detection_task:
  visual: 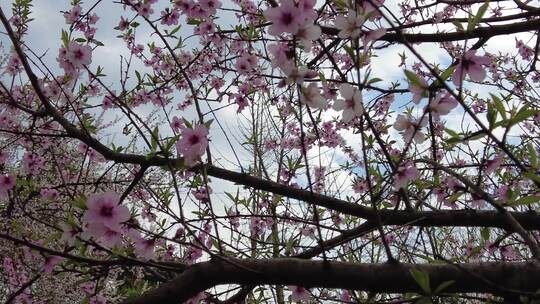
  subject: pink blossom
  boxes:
[89,295,107,304]
[5,53,23,75]
[65,41,93,69]
[485,153,504,175]
[82,192,130,233]
[64,5,82,24]
[301,226,316,238]
[176,124,209,166]
[296,24,321,49]
[340,290,351,302]
[452,50,491,85]
[0,174,15,192]
[364,28,387,43]
[22,152,45,175]
[333,83,363,123]
[394,162,420,189]
[300,83,327,109]
[470,192,485,209]
[393,114,428,144]
[281,65,318,85]
[408,74,428,104]
[268,42,293,70]
[288,286,310,303]
[170,116,185,131]
[116,16,130,31]
[199,0,222,15]
[40,188,59,201]
[235,53,258,75]
[138,3,154,18]
[134,237,156,260]
[334,9,365,39]
[263,0,302,36]
[427,92,458,120]
[192,186,212,203]
[186,292,206,304]
[43,256,63,273]
[60,223,78,246]
[500,245,517,260]
[352,178,368,193]
[161,8,180,25]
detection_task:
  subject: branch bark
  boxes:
[124,258,540,304]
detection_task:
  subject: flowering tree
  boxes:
[1,0,540,303]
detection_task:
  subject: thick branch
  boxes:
[321,18,540,43]
[124,258,540,304]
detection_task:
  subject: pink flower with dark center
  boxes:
[268,42,293,69]
[333,83,363,122]
[485,153,504,175]
[452,50,491,85]
[116,16,130,31]
[82,192,130,233]
[60,222,78,246]
[394,162,420,189]
[161,9,180,25]
[43,256,63,273]
[176,124,209,166]
[352,178,368,193]
[170,116,185,131]
[300,83,327,109]
[134,237,156,260]
[199,0,222,15]
[138,3,154,18]
[393,113,428,144]
[235,54,257,75]
[0,174,15,192]
[66,41,92,69]
[427,92,458,120]
[64,5,82,24]
[263,0,302,36]
[334,9,365,39]
[288,286,310,303]
[295,23,321,49]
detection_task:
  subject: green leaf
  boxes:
[452,21,464,32]
[444,128,459,138]
[508,108,537,127]
[410,268,431,294]
[527,143,538,168]
[439,65,456,82]
[486,101,497,129]
[467,1,489,32]
[73,194,87,210]
[480,227,490,240]
[204,119,214,129]
[404,70,423,87]
[490,93,506,119]
[367,77,382,85]
[524,172,540,184]
[509,195,540,206]
[61,30,69,47]
[150,126,159,151]
[434,280,455,294]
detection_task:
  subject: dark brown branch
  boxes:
[124,258,540,304]
[321,18,540,43]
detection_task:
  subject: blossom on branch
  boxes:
[333,83,363,122]
[452,50,491,86]
[176,124,209,166]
